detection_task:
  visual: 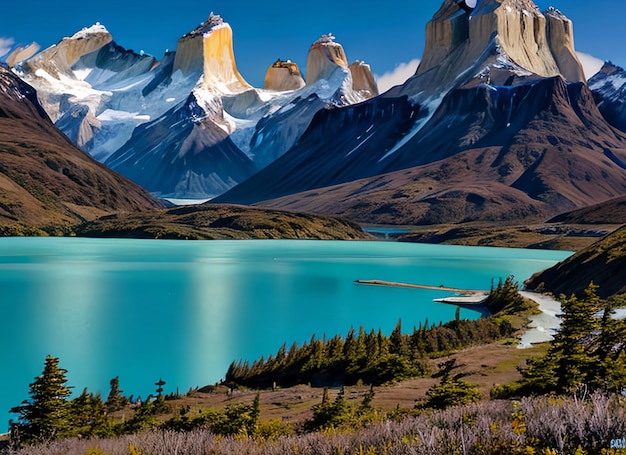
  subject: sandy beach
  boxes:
[518,291,562,348]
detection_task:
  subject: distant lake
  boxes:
[0,238,570,429]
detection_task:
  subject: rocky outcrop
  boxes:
[20,24,113,79]
[5,43,40,67]
[413,0,584,99]
[264,59,305,91]
[349,61,379,99]
[194,14,251,93]
[14,26,115,150]
[172,21,206,76]
[305,34,349,85]
[544,7,585,82]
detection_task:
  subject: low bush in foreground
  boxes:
[4,393,626,455]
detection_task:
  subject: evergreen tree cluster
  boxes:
[161,393,262,437]
[493,284,626,398]
[306,385,377,431]
[8,357,170,446]
[417,358,481,410]
[484,275,533,314]
[226,313,515,389]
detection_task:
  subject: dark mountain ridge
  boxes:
[104,92,258,198]
[217,74,626,225]
[589,62,626,133]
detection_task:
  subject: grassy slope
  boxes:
[104,342,549,429]
[525,225,626,298]
[75,204,372,240]
[393,222,621,251]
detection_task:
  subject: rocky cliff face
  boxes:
[407,0,584,102]
[5,43,40,67]
[305,34,349,85]
[196,14,251,93]
[16,24,114,129]
[264,59,306,91]
[543,7,585,82]
[349,61,379,99]
[20,24,113,80]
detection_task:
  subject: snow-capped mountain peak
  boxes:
[70,23,111,41]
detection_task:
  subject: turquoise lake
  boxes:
[0,238,571,429]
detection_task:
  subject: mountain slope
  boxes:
[218,77,626,224]
[525,225,626,298]
[104,90,258,198]
[0,64,162,233]
[589,62,626,133]
[216,0,626,224]
[546,195,626,225]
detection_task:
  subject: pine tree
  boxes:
[513,283,625,396]
[417,358,480,410]
[554,285,601,392]
[389,319,406,356]
[71,389,110,437]
[358,385,376,415]
[105,376,127,412]
[343,327,358,362]
[377,328,389,357]
[153,378,169,414]
[10,355,73,444]
[365,329,379,365]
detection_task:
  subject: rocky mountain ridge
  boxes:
[216,0,626,225]
[10,14,377,199]
[589,62,626,133]
[6,0,626,229]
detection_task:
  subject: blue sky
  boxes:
[0,0,623,88]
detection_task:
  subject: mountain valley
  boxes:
[1,0,625,259]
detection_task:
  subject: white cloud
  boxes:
[0,37,15,58]
[376,58,421,93]
[576,51,604,79]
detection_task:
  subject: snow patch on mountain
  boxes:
[378,94,444,162]
[71,23,109,40]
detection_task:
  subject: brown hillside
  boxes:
[548,195,626,224]
[0,64,162,234]
[525,225,626,298]
[222,78,626,225]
